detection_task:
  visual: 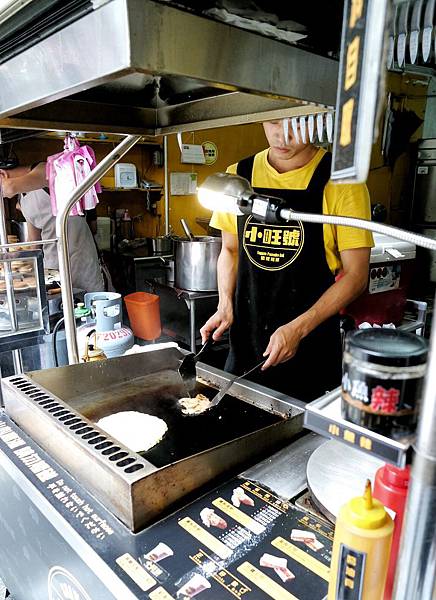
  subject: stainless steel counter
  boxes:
[242,432,326,500]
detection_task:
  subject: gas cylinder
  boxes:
[77,292,134,360]
[374,464,410,600]
[328,480,393,600]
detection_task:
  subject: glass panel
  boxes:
[0,250,46,337]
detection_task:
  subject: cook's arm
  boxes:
[26,222,42,243]
[263,247,370,369]
[0,163,47,198]
[200,231,238,342]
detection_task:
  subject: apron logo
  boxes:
[242,216,304,271]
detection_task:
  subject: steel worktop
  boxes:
[0,413,329,600]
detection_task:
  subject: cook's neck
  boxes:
[267,145,318,174]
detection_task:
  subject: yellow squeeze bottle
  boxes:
[328,480,393,600]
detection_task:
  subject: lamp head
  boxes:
[197,172,253,215]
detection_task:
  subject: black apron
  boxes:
[225,152,342,402]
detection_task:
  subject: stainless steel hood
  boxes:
[0,0,338,136]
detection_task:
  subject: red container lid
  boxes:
[381,464,411,489]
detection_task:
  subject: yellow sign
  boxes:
[243,218,304,271]
[149,587,175,600]
[179,516,232,560]
[116,553,156,592]
[271,538,330,582]
[241,481,290,513]
[237,562,299,600]
[190,549,251,599]
[212,497,265,534]
[202,141,218,165]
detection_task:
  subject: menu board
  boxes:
[0,416,333,600]
[115,480,333,599]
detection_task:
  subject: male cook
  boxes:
[200,119,373,401]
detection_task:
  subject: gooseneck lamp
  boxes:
[197,173,436,252]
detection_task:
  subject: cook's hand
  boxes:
[262,320,305,369]
[0,170,13,198]
[200,307,233,344]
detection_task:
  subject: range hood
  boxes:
[0,0,338,137]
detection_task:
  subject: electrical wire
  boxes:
[52,316,65,367]
[279,210,436,251]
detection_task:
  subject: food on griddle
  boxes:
[259,553,288,569]
[274,566,295,582]
[178,393,211,415]
[144,542,174,562]
[96,411,168,452]
[231,486,254,507]
[199,507,227,530]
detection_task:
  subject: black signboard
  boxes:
[331,0,389,183]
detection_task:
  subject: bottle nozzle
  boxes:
[364,479,373,510]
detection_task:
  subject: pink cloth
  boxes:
[47,140,101,216]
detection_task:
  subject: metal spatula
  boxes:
[178,335,214,395]
[207,360,265,411]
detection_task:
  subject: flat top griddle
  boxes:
[74,370,281,468]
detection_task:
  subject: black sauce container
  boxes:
[342,329,428,437]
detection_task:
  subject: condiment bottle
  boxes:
[328,480,393,600]
[342,329,428,437]
[374,464,410,600]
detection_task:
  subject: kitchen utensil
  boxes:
[207,360,265,412]
[326,112,334,143]
[174,236,221,291]
[422,0,435,61]
[10,220,29,242]
[387,3,400,68]
[299,116,307,143]
[409,0,424,64]
[308,114,315,143]
[282,118,289,144]
[178,335,214,395]
[180,218,194,241]
[316,113,324,142]
[147,236,173,254]
[397,1,411,66]
[291,117,300,143]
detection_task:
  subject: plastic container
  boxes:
[328,480,394,600]
[374,464,410,600]
[124,292,161,340]
[342,329,428,436]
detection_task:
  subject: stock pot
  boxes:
[174,236,221,291]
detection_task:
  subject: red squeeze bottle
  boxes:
[374,464,410,600]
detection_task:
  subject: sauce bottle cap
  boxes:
[346,480,389,530]
[381,464,410,489]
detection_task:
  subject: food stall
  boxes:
[0,1,435,599]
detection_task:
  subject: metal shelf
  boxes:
[304,388,414,467]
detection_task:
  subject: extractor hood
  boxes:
[0,0,339,138]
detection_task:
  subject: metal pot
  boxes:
[175,236,222,291]
[10,220,29,242]
[147,236,174,255]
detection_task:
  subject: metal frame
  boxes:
[56,134,142,364]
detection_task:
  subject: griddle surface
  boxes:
[71,370,282,468]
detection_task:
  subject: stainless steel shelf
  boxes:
[304,388,414,467]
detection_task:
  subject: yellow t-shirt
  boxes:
[210,147,373,273]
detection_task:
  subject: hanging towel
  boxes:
[46,138,101,216]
